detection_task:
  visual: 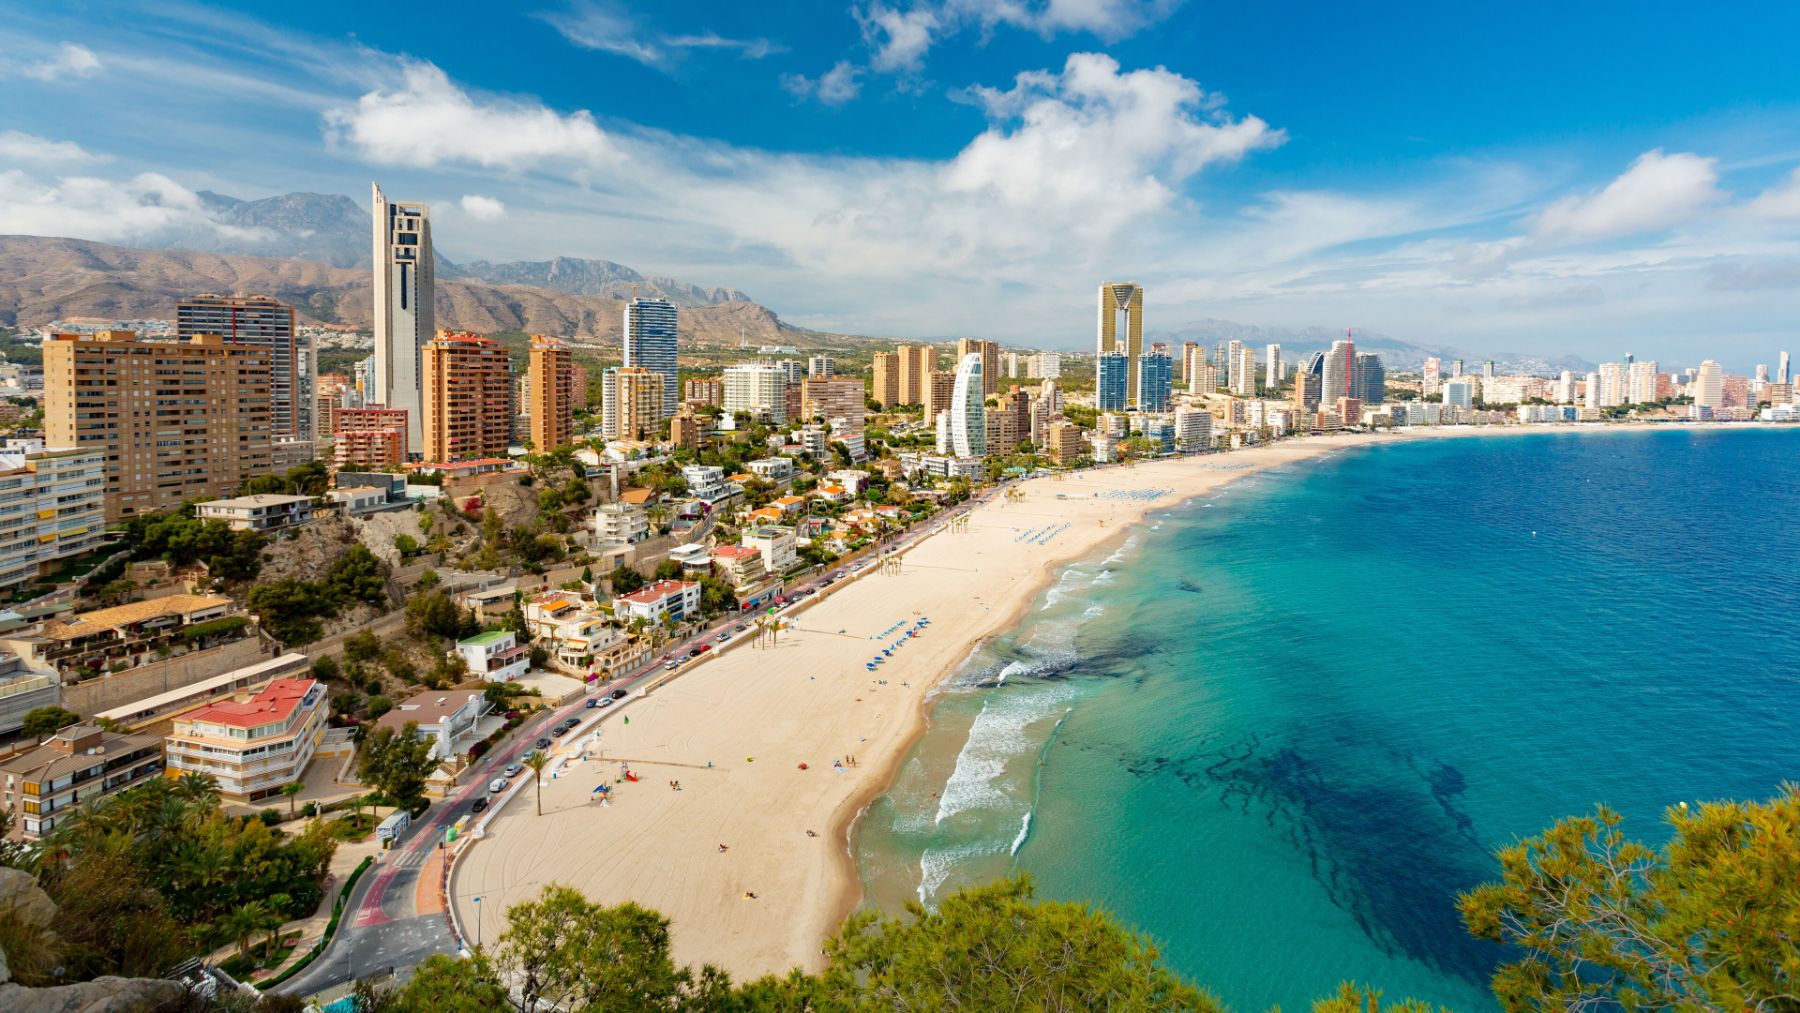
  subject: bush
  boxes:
[468,740,490,760]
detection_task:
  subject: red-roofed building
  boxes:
[614,579,702,625]
[164,678,327,803]
[710,544,763,588]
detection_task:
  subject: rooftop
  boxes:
[713,545,761,559]
[459,630,511,646]
[39,595,234,640]
[616,579,700,605]
[376,690,485,732]
[0,726,162,781]
[179,678,317,729]
[196,494,314,509]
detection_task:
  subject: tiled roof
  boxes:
[40,594,233,640]
[182,678,316,729]
[616,579,699,605]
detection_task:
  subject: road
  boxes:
[278,488,997,996]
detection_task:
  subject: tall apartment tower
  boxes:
[600,367,666,441]
[44,331,274,521]
[1778,351,1791,386]
[177,294,309,439]
[422,332,511,463]
[624,297,679,419]
[898,345,935,403]
[1229,346,1256,397]
[1097,282,1144,406]
[870,352,902,407]
[1264,344,1282,391]
[371,183,433,454]
[723,364,789,424]
[1353,353,1386,404]
[1321,334,1356,402]
[948,353,986,457]
[1693,360,1724,409]
[528,336,575,452]
[1137,350,1173,411]
[955,339,999,397]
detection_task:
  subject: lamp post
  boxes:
[472,895,482,948]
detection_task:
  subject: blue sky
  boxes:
[3,1,1800,367]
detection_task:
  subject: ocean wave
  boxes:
[1009,809,1032,856]
[1103,536,1141,566]
[1093,569,1115,584]
[932,684,1081,827]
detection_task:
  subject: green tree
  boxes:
[311,654,341,681]
[524,752,550,817]
[381,952,510,1012]
[393,533,420,556]
[324,543,389,608]
[491,885,704,1012]
[609,565,646,595]
[280,781,304,819]
[247,579,325,644]
[1459,786,1800,1012]
[20,705,80,741]
[344,629,382,664]
[357,722,438,809]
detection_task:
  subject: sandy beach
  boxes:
[445,420,1775,978]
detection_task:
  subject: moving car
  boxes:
[471,798,489,814]
[611,688,628,699]
[504,764,522,777]
[535,737,551,749]
[663,661,678,671]
[697,644,711,653]
[488,778,508,793]
[585,698,600,708]
[734,624,747,632]
[597,697,614,708]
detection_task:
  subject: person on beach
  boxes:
[719,844,729,853]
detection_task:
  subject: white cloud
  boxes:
[537,2,783,68]
[0,131,106,167]
[860,4,941,73]
[1532,149,1721,242]
[781,61,864,105]
[1744,166,1800,221]
[16,42,102,82]
[664,33,785,59]
[849,0,1182,85]
[459,194,508,221]
[322,62,617,174]
[0,169,268,245]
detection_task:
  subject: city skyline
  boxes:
[5,4,1800,364]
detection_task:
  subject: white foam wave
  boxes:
[1093,569,1115,584]
[1009,809,1032,856]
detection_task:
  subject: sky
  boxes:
[3,1,1800,368]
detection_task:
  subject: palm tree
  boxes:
[173,771,219,808]
[221,899,273,964]
[280,781,304,819]
[523,752,550,816]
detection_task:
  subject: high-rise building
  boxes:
[1097,282,1144,405]
[371,183,432,453]
[1182,344,1207,387]
[990,386,1033,453]
[1033,352,1062,380]
[1693,360,1724,409]
[800,378,866,438]
[1422,357,1442,397]
[897,345,935,404]
[922,371,955,425]
[333,406,409,470]
[601,367,666,441]
[808,356,835,378]
[1598,362,1628,408]
[1229,346,1256,397]
[1451,358,1465,378]
[948,353,986,457]
[1321,335,1355,402]
[870,352,902,408]
[1556,370,1576,404]
[0,448,105,593]
[45,331,274,521]
[1264,344,1282,390]
[956,338,1000,397]
[1627,360,1659,405]
[528,336,576,452]
[1779,351,1791,386]
[1482,360,1496,380]
[1443,379,1474,409]
[1584,371,1602,409]
[570,362,590,412]
[1293,353,1323,413]
[1096,352,1130,412]
[684,378,724,407]
[1353,353,1386,404]
[624,297,679,419]
[178,294,309,439]
[422,332,511,463]
[1173,407,1212,453]
[1137,350,1173,411]
[723,364,789,424]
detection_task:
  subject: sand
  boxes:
[445,420,1777,978]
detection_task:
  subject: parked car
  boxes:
[597,697,615,708]
[663,661,678,671]
[535,737,551,749]
[697,644,711,653]
[585,698,600,708]
[687,648,701,658]
[504,764,523,777]
[611,688,628,699]
[488,778,508,793]
[734,624,747,631]
[471,798,489,814]
[716,632,730,642]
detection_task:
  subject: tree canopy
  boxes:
[358,722,438,808]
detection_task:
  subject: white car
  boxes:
[488,777,509,793]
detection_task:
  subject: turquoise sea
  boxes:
[854,428,1800,1011]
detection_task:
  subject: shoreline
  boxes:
[446,421,1792,978]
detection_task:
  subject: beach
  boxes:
[444,420,1774,978]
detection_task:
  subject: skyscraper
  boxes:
[624,297,680,419]
[1137,350,1173,411]
[1627,360,1659,405]
[1556,370,1577,404]
[1229,346,1256,397]
[371,182,433,453]
[1693,360,1724,409]
[956,338,1000,397]
[1352,353,1386,404]
[1321,336,1355,402]
[601,367,665,441]
[870,351,901,407]
[178,294,307,439]
[723,363,789,424]
[1779,351,1791,386]
[1443,379,1474,409]
[898,345,935,403]
[528,336,575,452]
[1421,357,1442,397]
[1096,352,1130,412]
[1264,344,1282,391]
[1097,283,1144,405]
[949,353,986,457]
[422,332,511,463]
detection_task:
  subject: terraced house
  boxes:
[163,677,326,803]
[1,594,244,678]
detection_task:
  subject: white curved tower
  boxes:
[949,352,986,457]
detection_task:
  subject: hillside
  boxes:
[0,235,836,349]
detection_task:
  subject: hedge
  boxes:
[255,854,375,991]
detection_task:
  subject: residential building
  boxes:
[948,353,986,457]
[1292,362,1322,415]
[329,472,409,514]
[371,183,433,453]
[956,339,1000,396]
[723,364,789,424]
[1,723,163,839]
[1779,351,1791,386]
[711,544,764,588]
[0,449,105,594]
[614,579,702,625]
[1321,337,1355,403]
[528,335,576,452]
[741,524,799,573]
[1598,362,1628,408]
[1693,360,1724,410]
[1444,379,1474,409]
[1230,346,1256,397]
[1264,344,1283,390]
[1096,352,1130,412]
[1628,360,1660,405]
[684,378,724,407]
[1138,351,1173,411]
[1175,407,1213,453]
[376,690,488,762]
[748,457,796,483]
[164,678,326,803]
[1097,282,1144,405]
[1422,357,1442,397]
[898,345,936,403]
[593,501,649,544]
[194,494,314,533]
[1034,352,1062,379]
[1044,420,1086,465]
[922,371,956,424]
[801,378,866,438]
[601,366,666,441]
[43,330,274,522]
[682,464,729,502]
[1353,353,1387,404]
[178,293,310,440]
[624,297,679,418]
[521,592,644,676]
[9,594,239,677]
[422,331,511,463]
[332,405,409,470]
[870,352,901,408]
[808,356,834,378]
[0,651,57,737]
[453,630,530,682]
